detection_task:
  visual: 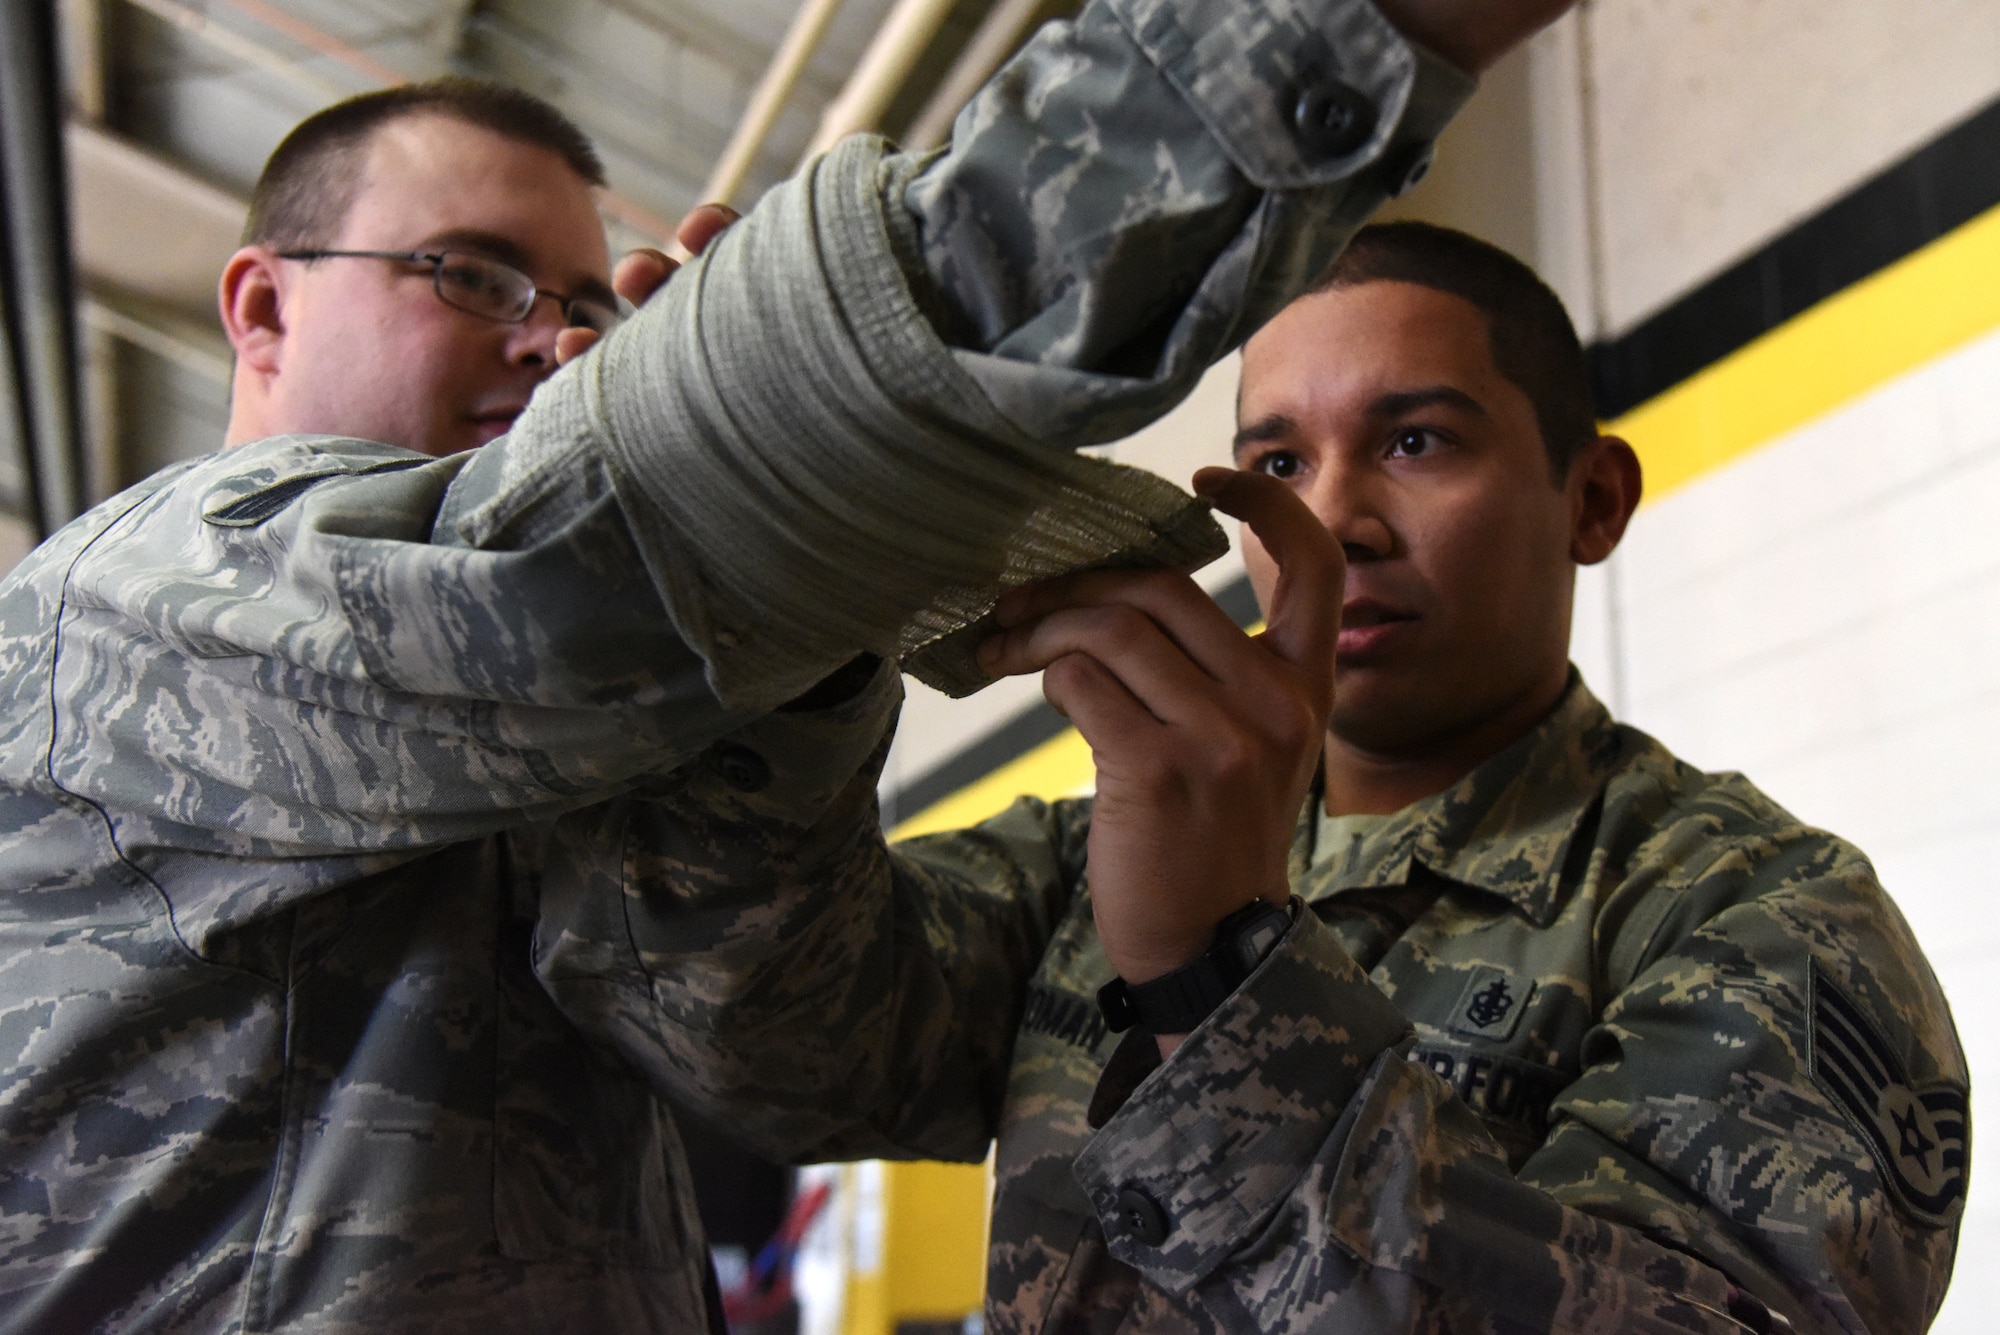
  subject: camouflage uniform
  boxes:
[0,0,1467,1329]
[663,680,1966,1334]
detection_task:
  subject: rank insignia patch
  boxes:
[1450,965,1532,1041]
[1810,962,1968,1226]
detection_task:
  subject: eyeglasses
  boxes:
[277,248,623,334]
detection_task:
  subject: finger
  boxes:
[612,248,676,307]
[555,327,600,366]
[992,569,1256,687]
[1040,651,1164,755]
[677,203,740,257]
[1193,467,1344,684]
[980,603,1228,727]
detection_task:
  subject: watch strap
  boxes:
[1097,899,1294,1035]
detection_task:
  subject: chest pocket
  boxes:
[1316,887,1586,1168]
[1400,955,1587,1168]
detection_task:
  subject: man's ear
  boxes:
[1568,434,1643,565]
[218,247,288,376]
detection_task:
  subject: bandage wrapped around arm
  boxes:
[457,0,1471,711]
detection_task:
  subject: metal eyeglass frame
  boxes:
[275,248,623,334]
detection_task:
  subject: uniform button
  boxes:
[1382,142,1433,196]
[1291,80,1374,157]
[1112,1186,1170,1246]
[711,743,771,792]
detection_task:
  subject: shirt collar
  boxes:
[1291,673,1631,927]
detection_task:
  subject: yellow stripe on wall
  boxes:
[837,1160,991,1335]
[1616,200,2000,500]
[890,727,1095,839]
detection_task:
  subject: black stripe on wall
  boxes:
[883,574,1261,825]
[1588,89,2000,419]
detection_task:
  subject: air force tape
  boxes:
[1809,961,1968,1227]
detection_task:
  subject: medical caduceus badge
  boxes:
[1809,961,1969,1226]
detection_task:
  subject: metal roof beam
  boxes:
[66,120,246,318]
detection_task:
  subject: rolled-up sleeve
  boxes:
[37,0,1471,878]
[448,0,1472,712]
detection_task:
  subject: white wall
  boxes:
[1583,0,2000,334]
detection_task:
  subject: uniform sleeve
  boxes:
[1072,845,1966,1334]
[444,0,1471,711]
[534,764,1093,1165]
[34,442,759,861]
[441,0,1469,1144]
[30,0,1464,897]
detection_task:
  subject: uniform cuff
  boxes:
[1106,0,1474,192]
[1072,907,1412,1287]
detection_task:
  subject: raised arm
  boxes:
[442,0,1482,720]
[524,0,1590,1203]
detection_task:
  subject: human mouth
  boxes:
[468,406,525,445]
[1336,598,1417,660]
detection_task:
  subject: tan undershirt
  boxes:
[1311,804,1395,872]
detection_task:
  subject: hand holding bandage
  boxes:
[978,468,1343,1048]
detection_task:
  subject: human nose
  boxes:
[504,294,566,372]
[1299,457,1395,563]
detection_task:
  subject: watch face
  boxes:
[1229,908,1290,973]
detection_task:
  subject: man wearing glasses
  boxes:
[220,85,623,461]
[0,0,1573,1326]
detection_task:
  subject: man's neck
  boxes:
[1321,668,1571,817]
[224,372,272,447]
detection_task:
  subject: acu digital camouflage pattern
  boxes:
[661,679,1963,1335]
[0,0,1466,1326]
[583,0,1467,706]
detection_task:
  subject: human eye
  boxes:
[1385,426,1447,460]
[437,254,525,317]
[1246,448,1306,481]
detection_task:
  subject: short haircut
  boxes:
[243,77,606,251]
[1311,221,1597,477]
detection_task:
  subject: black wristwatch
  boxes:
[1097,898,1295,1035]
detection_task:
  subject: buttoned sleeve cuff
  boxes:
[1071,906,1413,1287]
[1109,0,1473,192]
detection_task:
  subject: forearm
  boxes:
[534,693,1085,1163]
[31,439,757,863]
[462,0,1470,714]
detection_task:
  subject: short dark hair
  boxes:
[1311,221,1597,477]
[243,77,606,250]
